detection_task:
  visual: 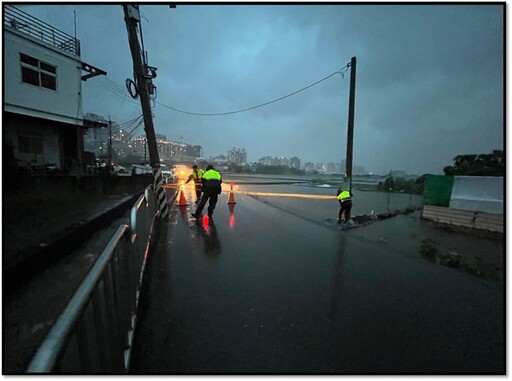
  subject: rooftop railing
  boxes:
[4,5,80,56]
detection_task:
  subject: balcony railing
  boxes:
[4,5,80,56]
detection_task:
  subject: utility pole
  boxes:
[123,4,169,219]
[123,5,160,169]
[108,116,112,166]
[345,56,357,192]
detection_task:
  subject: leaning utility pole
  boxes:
[123,4,169,219]
[108,117,112,166]
[344,56,357,192]
[123,5,159,168]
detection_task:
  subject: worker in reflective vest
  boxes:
[185,165,204,203]
[337,189,353,224]
[191,164,222,219]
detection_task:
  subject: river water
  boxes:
[222,177,423,221]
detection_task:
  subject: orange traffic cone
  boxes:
[227,183,237,204]
[177,186,189,206]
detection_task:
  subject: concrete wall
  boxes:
[422,205,503,233]
[4,115,62,168]
[6,174,157,199]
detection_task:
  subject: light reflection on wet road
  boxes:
[130,185,503,374]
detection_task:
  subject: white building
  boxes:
[4,5,105,174]
[227,147,247,164]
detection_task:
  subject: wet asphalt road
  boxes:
[130,186,504,374]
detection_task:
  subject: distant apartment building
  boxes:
[212,155,227,165]
[278,157,290,167]
[227,147,247,164]
[325,162,341,174]
[257,155,301,168]
[83,116,125,162]
[85,126,202,163]
[341,159,366,175]
[301,160,365,174]
[4,5,105,174]
[303,162,315,172]
[258,156,277,166]
[290,156,301,169]
[189,145,202,158]
[316,163,326,173]
[154,137,201,162]
[252,156,366,174]
[141,134,199,161]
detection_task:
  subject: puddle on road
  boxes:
[321,218,354,230]
[249,193,502,284]
[324,211,502,284]
[321,209,416,230]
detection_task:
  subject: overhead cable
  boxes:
[119,114,144,127]
[155,63,351,116]
[92,62,351,119]
[93,76,140,106]
[123,116,145,142]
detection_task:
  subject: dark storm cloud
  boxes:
[18,4,503,175]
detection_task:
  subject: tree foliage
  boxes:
[376,175,426,194]
[443,150,504,176]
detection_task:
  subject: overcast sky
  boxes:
[18,3,503,175]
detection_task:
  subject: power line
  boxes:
[155,64,351,116]
[96,78,130,97]
[95,77,126,97]
[119,114,144,127]
[93,77,141,110]
[123,116,145,142]
[91,63,350,119]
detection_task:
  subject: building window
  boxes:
[20,53,57,90]
[18,133,44,154]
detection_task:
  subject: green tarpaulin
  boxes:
[423,175,454,207]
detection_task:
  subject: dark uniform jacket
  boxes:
[202,169,222,194]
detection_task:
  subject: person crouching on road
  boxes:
[185,165,204,204]
[191,164,222,219]
[337,188,353,224]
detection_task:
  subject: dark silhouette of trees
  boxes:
[443,150,504,176]
[376,174,426,194]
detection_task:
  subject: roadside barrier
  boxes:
[26,185,158,373]
[153,168,169,220]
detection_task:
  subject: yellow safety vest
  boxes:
[191,169,204,181]
[337,190,352,201]
[202,169,222,180]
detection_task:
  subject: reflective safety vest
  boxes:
[191,169,204,182]
[337,190,352,201]
[202,169,222,180]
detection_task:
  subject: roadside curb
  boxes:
[4,193,140,294]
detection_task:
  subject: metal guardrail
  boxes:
[26,186,158,373]
[4,5,80,56]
